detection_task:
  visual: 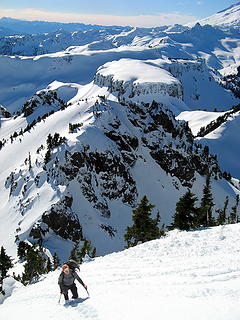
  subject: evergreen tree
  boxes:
[0,246,13,280]
[69,240,96,263]
[44,149,51,164]
[228,195,239,224]
[0,282,4,296]
[170,189,198,231]
[52,252,60,270]
[124,195,164,248]
[21,246,46,285]
[79,240,96,262]
[91,247,97,258]
[197,175,215,227]
[17,241,31,261]
[45,257,53,273]
[69,241,81,262]
[216,196,229,225]
[28,152,32,170]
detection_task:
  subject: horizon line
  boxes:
[0,8,198,28]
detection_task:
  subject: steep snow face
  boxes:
[1,46,238,115]
[198,111,240,180]
[0,48,164,113]
[177,109,240,181]
[0,15,239,114]
[177,110,226,136]
[94,58,183,102]
[191,2,240,30]
[96,59,178,85]
[2,224,240,320]
[149,58,239,111]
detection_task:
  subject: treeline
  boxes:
[0,91,69,151]
[196,104,240,138]
[0,110,55,150]
[44,133,67,165]
[0,241,60,296]
[1,177,239,293]
[170,188,239,231]
[124,175,239,248]
[222,66,240,98]
[0,238,96,295]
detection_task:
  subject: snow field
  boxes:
[176,110,226,136]
[2,224,240,319]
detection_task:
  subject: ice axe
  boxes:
[58,293,62,304]
[84,285,90,297]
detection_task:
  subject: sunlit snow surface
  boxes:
[177,110,240,179]
[1,224,240,320]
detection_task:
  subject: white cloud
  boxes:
[0,8,197,27]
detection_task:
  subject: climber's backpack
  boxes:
[66,259,80,271]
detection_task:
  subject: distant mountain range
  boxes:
[0,16,128,36]
[0,2,239,36]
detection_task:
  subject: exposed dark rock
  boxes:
[100,224,117,238]
[42,199,82,242]
[105,131,135,152]
[150,149,195,187]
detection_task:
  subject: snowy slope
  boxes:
[0,16,239,113]
[0,47,164,113]
[0,62,238,260]
[177,110,226,136]
[197,111,240,180]
[177,109,240,180]
[2,224,240,320]
[0,28,128,56]
[1,9,238,116]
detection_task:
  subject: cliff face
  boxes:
[0,104,11,118]
[94,59,183,104]
[94,75,183,101]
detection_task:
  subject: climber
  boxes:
[58,261,87,301]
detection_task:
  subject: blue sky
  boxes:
[0,0,238,26]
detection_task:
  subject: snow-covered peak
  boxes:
[188,2,240,29]
[96,58,179,85]
[94,59,183,104]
